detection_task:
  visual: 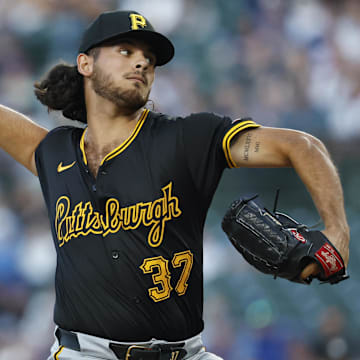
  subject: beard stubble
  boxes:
[90,64,150,113]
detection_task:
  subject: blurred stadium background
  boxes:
[0,0,359,359]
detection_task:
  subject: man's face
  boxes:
[89,39,156,112]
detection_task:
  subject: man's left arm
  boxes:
[230,126,350,272]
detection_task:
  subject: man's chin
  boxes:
[118,90,148,110]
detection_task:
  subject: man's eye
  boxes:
[120,49,129,55]
[146,56,155,65]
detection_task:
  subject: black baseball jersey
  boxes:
[35,110,260,342]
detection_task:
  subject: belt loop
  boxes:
[56,328,81,351]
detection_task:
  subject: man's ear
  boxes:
[77,53,94,77]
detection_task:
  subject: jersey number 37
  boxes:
[140,250,194,302]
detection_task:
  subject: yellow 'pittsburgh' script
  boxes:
[55,182,181,248]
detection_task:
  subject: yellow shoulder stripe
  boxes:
[79,109,149,166]
[222,120,261,168]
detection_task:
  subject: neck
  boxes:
[85,107,144,148]
[84,88,145,145]
[83,106,145,177]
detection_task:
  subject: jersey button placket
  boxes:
[95,164,111,234]
[95,165,107,191]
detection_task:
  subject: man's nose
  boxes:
[133,52,148,70]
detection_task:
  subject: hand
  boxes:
[300,262,320,282]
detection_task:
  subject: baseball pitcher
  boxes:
[0,10,349,360]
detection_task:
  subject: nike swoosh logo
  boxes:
[57,161,76,173]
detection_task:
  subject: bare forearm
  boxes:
[0,105,48,175]
[286,134,349,263]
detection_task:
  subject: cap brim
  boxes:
[125,30,174,66]
[83,30,174,66]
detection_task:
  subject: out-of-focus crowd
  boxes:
[0,0,359,359]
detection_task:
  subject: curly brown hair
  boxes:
[34,49,100,124]
[34,63,87,123]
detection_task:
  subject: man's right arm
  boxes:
[0,105,48,176]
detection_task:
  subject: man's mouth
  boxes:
[126,75,146,84]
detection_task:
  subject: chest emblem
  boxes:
[57,161,76,173]
[54,182,182,248]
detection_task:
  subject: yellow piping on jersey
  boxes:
[53,346,64,359]
[79,109,149,166]
[222,120,261,168]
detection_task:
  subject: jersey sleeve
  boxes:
[180,112,260,197]
[222,117,261,168]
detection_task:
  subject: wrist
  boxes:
[323,223,350,240]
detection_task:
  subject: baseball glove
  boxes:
[221,195,348,284]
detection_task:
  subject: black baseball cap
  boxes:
[78,10,174,66]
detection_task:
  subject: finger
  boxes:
[300,262,320,280]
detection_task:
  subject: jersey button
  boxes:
[112,250,119,259]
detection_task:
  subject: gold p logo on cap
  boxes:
[129,13,147,30]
